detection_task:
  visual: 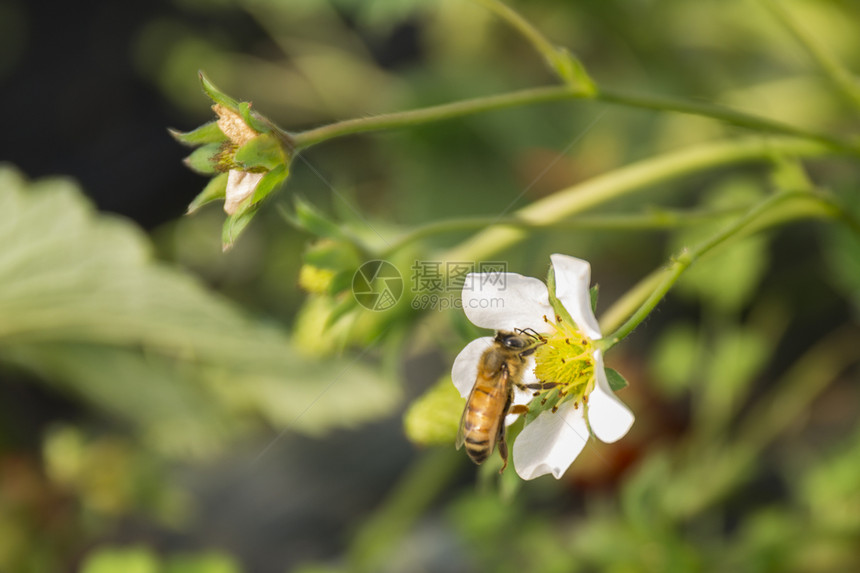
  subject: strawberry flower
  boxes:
[451,254,634,480]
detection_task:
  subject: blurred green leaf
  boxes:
[164,552,243,573]
[0,166,401,454]
[823,192,860,312]
[81,546,160,573]
[674,179,769,312]
[704,327,768,406]
[650,322,699,395]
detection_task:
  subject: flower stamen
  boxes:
[531,315,596,412]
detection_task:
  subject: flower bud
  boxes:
[170,72,293,249]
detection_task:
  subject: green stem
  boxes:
[291,84,859,153]
[596,87,857,152]
[757,0,860,112]
[381,206,746,257]
[472,0,560,70]
[440,137,834,263]
[600,191,839,349]
[292,85,580,149]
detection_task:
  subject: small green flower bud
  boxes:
[171,71,294,249]
[404,377,464,446]
[298,264,337,294]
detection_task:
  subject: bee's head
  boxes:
[495,330,544,353]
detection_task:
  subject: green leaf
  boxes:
[80,547,160,573]
[5,343,236,456]
[198,70,239,109]
[169,121,226,147]
[187,172,228,214]
[0,166,401,452]
[183,142,222,175]
[605,367,629,392]
[234,133,286,171]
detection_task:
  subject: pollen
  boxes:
[532,315,596,407]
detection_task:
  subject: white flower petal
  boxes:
[586,350,634,443]
[451,337,495,398]
[462,272,553,333]
[550,254,602,340]
[513,400,589,480]
[224,170,263,215]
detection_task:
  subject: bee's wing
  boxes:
[455,368,508,451]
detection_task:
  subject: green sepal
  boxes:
[183,142,222,175]
[328,268,354,296]
[605,367,629,392]
[325,293,360,328]
[249,164,288,205]
[221,202,260,251]
[168,121,226,147]
[238,101,272,134]
[550,47,597,95]
[187,172,228,214]
[293,196,347,240]
[590,284,599,313]
[234,133,286,171]
[523,386,562,425]
[545,265,576,326]
[198,70,239,110]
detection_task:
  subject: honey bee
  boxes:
[456,330,547,472]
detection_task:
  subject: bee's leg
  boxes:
[524,381,560,390]
[497,424,509,473]
[521,381,560,397]
[508,404,529,415]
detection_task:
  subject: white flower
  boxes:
[223,170,263,215]
[451,254,634,480]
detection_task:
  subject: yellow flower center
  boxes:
[532,314,596,411]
